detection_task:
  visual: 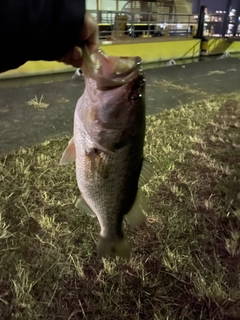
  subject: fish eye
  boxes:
[130,93,140,103]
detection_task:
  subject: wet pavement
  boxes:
[0,57,239,155]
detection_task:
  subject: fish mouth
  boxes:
[90,49,143,90]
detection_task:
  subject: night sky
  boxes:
[192,0,239,13]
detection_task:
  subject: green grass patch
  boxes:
[0,94,240,319]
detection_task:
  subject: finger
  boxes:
[71,58,83,68]
[59,51,72,64]
[81,13,99,54]
[72,46,82,60]
[59,49,83,68]
[87,32,99,54]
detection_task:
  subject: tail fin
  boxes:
[97,237,131,259]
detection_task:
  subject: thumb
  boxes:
[72,46,83,60]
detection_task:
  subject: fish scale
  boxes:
[75,107,136,239]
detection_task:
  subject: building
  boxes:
[87,0,193,15]
[193,0,239,14]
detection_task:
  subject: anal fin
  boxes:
[75,196,96,218]
[124,189,148,228]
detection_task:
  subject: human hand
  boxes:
[59,12,98,68]
[80,12,99,55]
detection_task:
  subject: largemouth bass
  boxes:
[60,49,153,258]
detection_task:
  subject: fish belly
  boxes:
[74,111,141,240]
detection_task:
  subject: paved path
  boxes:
[0,57,239,155]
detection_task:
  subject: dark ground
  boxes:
[0,57,239,155]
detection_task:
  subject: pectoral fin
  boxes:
[138,159,155,187]
[60,137,76,165]
[75,196,96,218]
[124,189,148,228]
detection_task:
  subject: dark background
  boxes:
[192,0,238,13]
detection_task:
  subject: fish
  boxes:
[60,48,153,259]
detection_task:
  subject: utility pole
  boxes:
[194,5,206,39]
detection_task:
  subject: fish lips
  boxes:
[91,56,143,91]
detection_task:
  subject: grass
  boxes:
[152,80,207,95]
[0,94,240,320]
[207,71,226,76]
[27,94,49,109]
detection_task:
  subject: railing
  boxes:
[204,13,240,36]
[89,10,198,39]
[88,10,240,40]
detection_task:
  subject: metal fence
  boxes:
[88,10,240,40]
[89,10,197,39]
